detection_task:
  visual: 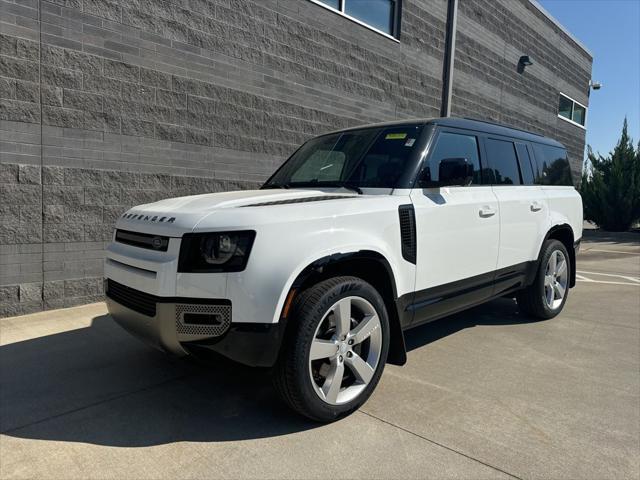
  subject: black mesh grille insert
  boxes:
[106,279,157,317]
[398,204,417,264]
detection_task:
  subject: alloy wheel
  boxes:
[543,250,568,310]
[308,296,383,405]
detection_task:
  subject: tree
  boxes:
[580,119,640,231]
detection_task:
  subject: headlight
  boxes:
[178,231,256,273]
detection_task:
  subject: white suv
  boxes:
[105,117,582,421]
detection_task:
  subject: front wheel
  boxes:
[517,239,570,319]
[273,276,390,422]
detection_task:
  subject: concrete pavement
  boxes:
[1,232,638,479]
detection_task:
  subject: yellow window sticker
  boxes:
[385,133,407,140]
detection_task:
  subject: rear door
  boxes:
[483,137,549,290]
[409,128,500,325]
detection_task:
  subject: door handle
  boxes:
[479,206,496,218]
[530,201,543,212]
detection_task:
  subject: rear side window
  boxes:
[531,144,573,186]
[515,143,535,185]
[424,131,482,184]
[484,138,522,185]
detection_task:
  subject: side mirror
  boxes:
[437,158,474,187]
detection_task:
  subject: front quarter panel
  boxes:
[178,196,415,324]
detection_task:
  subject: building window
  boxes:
[310,0,401,39]
[558,93,587,128]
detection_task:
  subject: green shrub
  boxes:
[580,119,640,231]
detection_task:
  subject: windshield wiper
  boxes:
[302,181,362,194]
[262,182,290,189]
[340,183,363,195]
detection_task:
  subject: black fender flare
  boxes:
[285,250,407,366]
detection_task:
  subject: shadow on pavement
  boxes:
[404,297,541,352]
[1,298,539,447]
[582,229,640,244]
[0,314,316,446]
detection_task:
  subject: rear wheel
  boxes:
[273,276,389,422]
[517,239,570,319]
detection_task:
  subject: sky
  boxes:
[540,0,640,158]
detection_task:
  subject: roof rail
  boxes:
[462,117,545,138]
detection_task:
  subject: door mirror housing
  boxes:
[418,158,474,187]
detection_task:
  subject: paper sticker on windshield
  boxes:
[405,138,416,147]
[385,133,407,140]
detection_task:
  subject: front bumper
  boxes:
[107,296,188,356]
[106,280,286,367]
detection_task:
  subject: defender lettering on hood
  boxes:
[121,213,176,223]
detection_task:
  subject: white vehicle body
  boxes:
[105,118,582,371]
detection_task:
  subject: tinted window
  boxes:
[485,139,521,185]
[424,132,481,185]
[558,93,587,127]
[350,126,424,187]
[558,95,573,120]
[313,0,400,38]
[345,0,396,35]
[265,124,424,189]
[316,0,340,8]
[572,104,586,125]
[515,143,535,185]
[531,144,573,186]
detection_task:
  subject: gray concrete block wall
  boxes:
[0,0,592,317]
[453,0,593,178]
[0,0,447,316]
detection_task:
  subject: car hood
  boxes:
[115,189,359,236]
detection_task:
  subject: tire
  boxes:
[273,276,390,422]
[517,239,571,319]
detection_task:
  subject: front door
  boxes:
[409,129,500,326]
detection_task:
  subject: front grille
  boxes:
[398,204,417,264]
[106,279,157,317]
[175,303,231,337]
[115,229,169,252]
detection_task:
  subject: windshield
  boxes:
[263,124,424,189]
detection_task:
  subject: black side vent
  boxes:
[398,204,417,264]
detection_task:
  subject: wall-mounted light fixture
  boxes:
[517,55,533,74]
[589,80,602,90]
[519,55,534,67]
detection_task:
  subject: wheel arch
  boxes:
[541,224,577,288]
[282,250,407,366]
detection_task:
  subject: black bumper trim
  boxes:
[182,321,287,368]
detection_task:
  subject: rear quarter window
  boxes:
[531,144,573,186]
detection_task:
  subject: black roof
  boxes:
[430,117,564,148]
[333,117,565,149]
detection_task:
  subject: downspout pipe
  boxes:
[441,0,458,117]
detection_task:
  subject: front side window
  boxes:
[264,124,424,189]
[310,0,400,38]
[424,132,482,184]
[558,93,587,127]
[485,138,522,185]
